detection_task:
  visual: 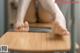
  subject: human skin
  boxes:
[15,0,70,36]
[39,0,70,35]
[15,0,31,31]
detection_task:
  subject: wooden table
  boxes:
[0,32,79,52]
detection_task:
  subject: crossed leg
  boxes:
[39,0,70,36]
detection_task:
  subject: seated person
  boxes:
[15,0,70,36]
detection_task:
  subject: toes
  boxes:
[23,22,29,31]
[15,26,22,32]
[19,27,26,32]
[20,27,29,32]
[62,31,70,35]
[15,22,29,32]
[54,23,69,35]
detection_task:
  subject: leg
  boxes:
[15,0,31,31]
[24,0,37,23]
[38,3,54,23]
[39,0,70,36]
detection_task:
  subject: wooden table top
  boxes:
[0,32,79,51]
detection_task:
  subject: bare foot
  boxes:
[15,21,29,32]
[52,21,70,36]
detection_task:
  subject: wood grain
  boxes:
[0,32,79,51]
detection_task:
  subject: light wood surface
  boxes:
[0,32,79,51]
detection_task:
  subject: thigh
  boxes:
[24,0,37,23]
[38,4,55,23]
[39,0,55,9]
[38,0,58,16]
